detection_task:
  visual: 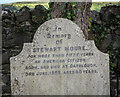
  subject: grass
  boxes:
[12,2,49,9]
[91,2,120,11]
[2,2,49,11]
[2,2,120,12]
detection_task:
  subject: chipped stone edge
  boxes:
[91,40,109,56]
[10,18,87,60]
[89,40,110,95]
[10,18,110,95]
[10,18,110,75]
[10,43,33,60]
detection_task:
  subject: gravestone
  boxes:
[10,18,110,95]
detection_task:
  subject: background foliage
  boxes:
[2,2,120,12]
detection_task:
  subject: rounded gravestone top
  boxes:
[33,18,85,47]
[10,18,110,95]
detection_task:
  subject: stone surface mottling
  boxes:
[10,18,110,95]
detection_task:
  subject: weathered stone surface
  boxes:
[110,79,120,97]
[2,52,10,64]
[115,28,120,36]
[100,5,120,22]
[2,8,14,20]
[10,18,110,95]
[31,5,47,24]
[100,34,113,51]
[2,64,10,72]
[2,74,10,84]
[15,6,31,23]
[2,84,11,93]
[3,33,31,47]
[113,35,120,49]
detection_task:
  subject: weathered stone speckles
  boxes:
[10,18,110,95]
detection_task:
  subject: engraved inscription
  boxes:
[25,43,97,77]
[10,18,109,95]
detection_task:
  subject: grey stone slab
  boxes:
[10,18,110,95]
